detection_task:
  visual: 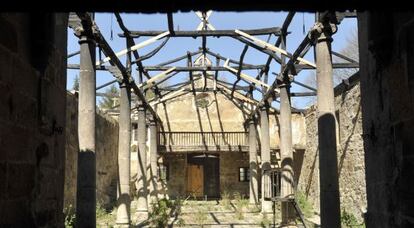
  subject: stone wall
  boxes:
[297,74,367,221]
[64,92,119,210]
[161,152,249,198]
[358,12,414,228]
[220,152,250,196]
[0,13,68,227]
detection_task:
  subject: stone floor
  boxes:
[97,199,312,228]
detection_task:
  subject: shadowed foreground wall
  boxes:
[0,13,68,226]
[64,92,119,210]
[358,12,414,228]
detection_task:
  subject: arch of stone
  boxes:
[68,11,358,227]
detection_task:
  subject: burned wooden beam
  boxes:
[119,27,282,38]
[142,65,265,71]
[291,79,317,92]
[167,12,175,36]
[68,50,80,58]
[233,36,282,64]
[231,45,249,98]
[76,12,161,123]
[157,50,203,66]
[206,50,258,68]
[247,12,295,97]
[332,51,358,63]
[294,62,359,70]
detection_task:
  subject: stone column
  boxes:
[76,33,96,227]
[315,21,341,228]
[248,119,259,205]
[116,81,131,226]
[260,105,272,213]
[149,117,158,202]
[279,84,295,225]
[136,102,148,218]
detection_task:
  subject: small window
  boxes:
[239,167,249,182]
[158,164,169,182]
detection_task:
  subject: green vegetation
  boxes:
[260,213,271,228]
[221,190,232,210]
[149,198,173,227]
[98,84,119,110]
[64,204,76,228]
[341,209,365,228]
[194,207,208,226]
[72,75,79,91]
[149,198,184,228]
[96,202,116,226]
[295,191,314,218]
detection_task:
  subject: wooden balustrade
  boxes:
[158,131,248,147]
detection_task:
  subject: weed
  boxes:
[341,209,365,228]
[64,204,76,228]
[295,191,314,218]
[149,198,173,228]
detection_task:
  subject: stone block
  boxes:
[0,163,6,199]
[7,163,35,198]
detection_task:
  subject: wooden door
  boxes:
[187,164,204,197]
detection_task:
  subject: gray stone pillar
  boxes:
[76,33,96,227]
[149,117,158,202]
[315,21,341,228]
[260,105,272,213]
[136,103,148,218]
[279,84,295,225]
[116,81,131,226]
[248,119,259,205]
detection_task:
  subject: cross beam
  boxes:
[76,12,162,123]
[119,27,282,38]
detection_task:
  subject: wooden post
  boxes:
[76,33,96,227]
[116,81,131,226]
[260,104,272,213]
[136,102,148,219]
[315,21,341,228]
[248,119,259,205]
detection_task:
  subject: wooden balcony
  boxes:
[158,131,249,152]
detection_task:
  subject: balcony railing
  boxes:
[159,131,248,147]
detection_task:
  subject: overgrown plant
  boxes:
[295,191,314,218]
[260,213,271,228]
[194,207,208,226]
[149,198,173,228]
[221,190,232,210]
[96,202,116,226]
[341,209,365,228]
[234,192,249,220]
[64,204,76,228]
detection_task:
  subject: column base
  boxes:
[261,201,273,213]
[114,223,131,228]
[134,210,149,222]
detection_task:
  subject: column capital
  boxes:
[136,103,146,111]
[78,33,96,45]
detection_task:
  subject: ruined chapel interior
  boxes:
[1,4,414,228]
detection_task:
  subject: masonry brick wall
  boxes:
[0,13,68,227]
[64,92,119,210]
[297,76,367,222]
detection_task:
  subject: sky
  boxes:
[67,11,358,110]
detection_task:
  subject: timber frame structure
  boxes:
[68,10,358,227]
